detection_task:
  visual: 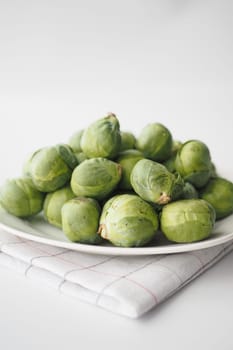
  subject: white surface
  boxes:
[0,0,233,349]
[1,207,233,255]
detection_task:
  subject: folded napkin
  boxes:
[0,229,232,318]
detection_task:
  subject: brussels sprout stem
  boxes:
[106,112,117,118]
[158,192,171,205]
[98,223,107,238]
[117,164,122,177]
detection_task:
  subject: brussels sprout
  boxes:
[163,140,183,173]
[160,199,216,243]
[74,152,88,164]
[199,177,233,219]
[130,159,184,205]
[22,148,42,177]
[0,177,45,217]
[55,144,78,170]
[135,123,173,162]
[62,197,102,244]
[210,162,218,178]
[181,182,199,199]
[43,186,75,228]
[175,140,212,188]
[71,157,122,200]
[163,154,176,173]
[30,145,76,192]
[81,113,121,159]
[172,140,182,154]
[116,150,144,190]
[119,131,136,151]
[68,129,84,153]
[98,194,159,247]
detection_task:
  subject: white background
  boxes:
[0,1,233,349]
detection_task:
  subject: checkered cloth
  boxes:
[0,229,232,318]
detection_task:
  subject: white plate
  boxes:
[0,207,233,256]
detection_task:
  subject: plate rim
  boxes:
[0,214,233,256]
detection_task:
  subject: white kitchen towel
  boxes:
[0,229,232,319]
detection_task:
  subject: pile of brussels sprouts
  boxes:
[1,113,233,247]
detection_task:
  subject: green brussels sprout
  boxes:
[130,159,184,205]
[81,113,121,159]
[68,129,84,153]
[210,162,218,178]
[71,157,122,200]
[0,177,45,217]
[175,140,212,188]
[171,140,182,154]
[119,131,136,151]
[62,197,102,244]
[98,194,159,247]
[199,177,233,219]
[116,150,144,190]
[30,145,76,192]
[55,144,79,170]
[163,154,176,173]
[43,185,75,228]
[163,140,182,173]
[160,199,216,243]
[22,148,42,177]
[74,152,88,164]
[181,182,199,199]
[135,123,173,162]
